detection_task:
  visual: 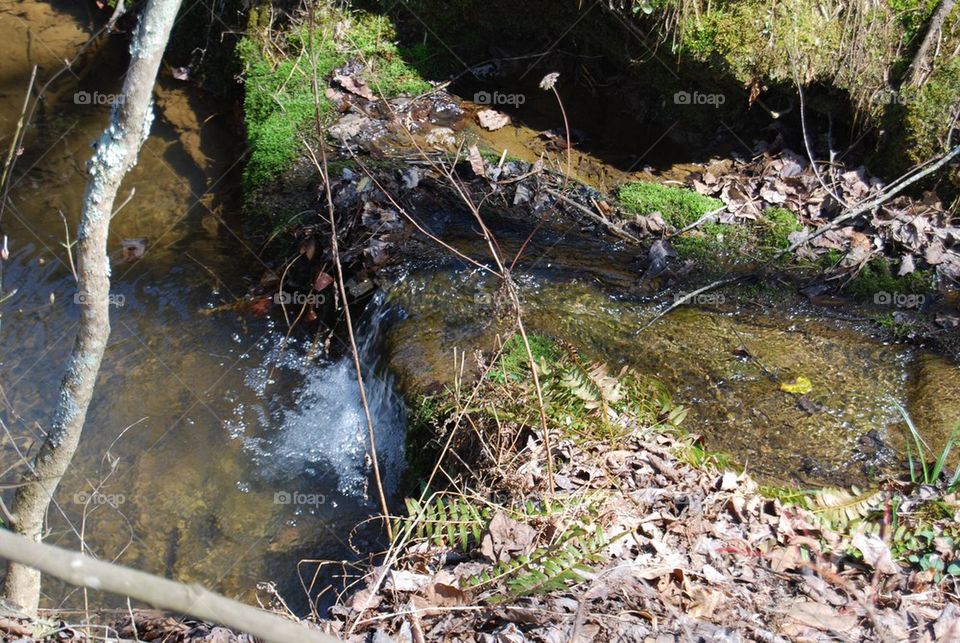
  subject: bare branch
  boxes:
[0,529,339,643]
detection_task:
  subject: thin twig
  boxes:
[637,276,744,333]
[777,143,960,259]
[666,206,726,239]
[306,6,391,541]
[545,188,640,243]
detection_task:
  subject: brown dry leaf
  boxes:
[314,271,334,291]
[346,585,382,612]
[782,599,858,634]
[842,231,873,268]
[477,109,511,131]
[851,532,899,574]
[767,544,804,572]
[760,185,787,205]
[419,581,469,607]
[480,512,537,563]
[468,144,486,177]
[633,212,669,235]
[333,73,376,101]
[687,587,724,619]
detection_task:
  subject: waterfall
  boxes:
[227,292,406,501]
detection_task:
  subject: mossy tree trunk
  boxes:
[2,0,183,615]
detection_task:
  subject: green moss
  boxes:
[874,312,914,339]
[758,207,802,250]
[671,221,752,263]
[239,11,431,190]
[888,0,941,41]
[848,258,933,297]
[902,57,960,163]
[818,249,844,270]
[619,181,722,228]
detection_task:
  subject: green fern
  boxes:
[558,361,624,411]
[469,525,619,599]
[393,496,491,551]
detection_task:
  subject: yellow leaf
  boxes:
[780,376,812,395]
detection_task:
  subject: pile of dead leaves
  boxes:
[323,364,960,642]
[686,147,960,286]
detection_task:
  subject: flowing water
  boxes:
[0,0,403,610]
[2,0,960,615]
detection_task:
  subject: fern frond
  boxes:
[471,526,620,599]
[393,496,491,551]
[559,361,622,410]
[809,487,884,528]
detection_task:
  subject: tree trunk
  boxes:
[3,0,183,615]
[906,0,956,87]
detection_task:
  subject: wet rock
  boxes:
[329,113,372,141]
[908,353,960,455]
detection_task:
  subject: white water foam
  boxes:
[226,293,406,498]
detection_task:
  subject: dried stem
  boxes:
[306,6,392,541]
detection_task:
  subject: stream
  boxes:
[1,0,960,614]
[0,0,403,610]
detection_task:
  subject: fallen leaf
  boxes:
[314,272,334,291]
[898,254,916,276]
[468,145,486,177]
[780,376,813,395]
[852,532,899,574]
[480,512,537,563]
[419,581,468,607]
[477,109,511,131]
[782,599,857,633]
[385,569,432,592]
[333,73,376,101]
[248,297,273,317]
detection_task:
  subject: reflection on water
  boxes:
[0,0,399,610]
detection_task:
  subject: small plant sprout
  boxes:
[539,72,571,187]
